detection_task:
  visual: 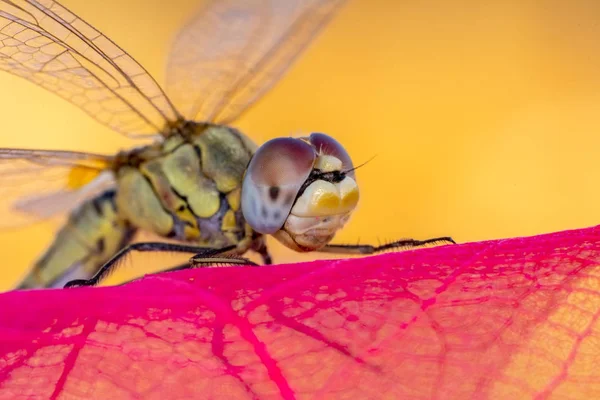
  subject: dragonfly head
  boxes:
[241,133,359,252]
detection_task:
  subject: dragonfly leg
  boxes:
[122,237,271,286]
[257,247,273,265]
[63,242,256,288]
[316,236,456,255]
[250,235,273,265]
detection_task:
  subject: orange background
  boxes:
[2,0,600,288]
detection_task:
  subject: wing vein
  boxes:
[165,0,347,124]
[212,1,345,123]
[0,0,182,136]
[0,9,163,132]
[0,148,115,228]
[28,0,182,124]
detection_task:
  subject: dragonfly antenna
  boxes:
[344,154,377,175]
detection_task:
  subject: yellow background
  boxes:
[2,0,600,288]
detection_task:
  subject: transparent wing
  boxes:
[0,148,115,228]
[166,0,346,124]
[0,0,182,138]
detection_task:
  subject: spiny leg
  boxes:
[113,237,273,287]
[115,261,189,286]
[317,236,456,255]
[64,242,256,288]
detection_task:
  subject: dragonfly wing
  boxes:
[0,148,115,228]
[0,0,181,138]
[165,0,347,124]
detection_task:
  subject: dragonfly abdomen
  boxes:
[17,191,136,289]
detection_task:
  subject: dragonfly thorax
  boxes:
[114,124,256,248]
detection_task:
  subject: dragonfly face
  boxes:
[241,133,359,252]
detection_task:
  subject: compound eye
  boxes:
[309,133,355,178]
[241,137,316,234]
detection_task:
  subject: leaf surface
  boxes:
[1,226,600,399]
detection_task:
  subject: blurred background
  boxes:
[2,0,600,289]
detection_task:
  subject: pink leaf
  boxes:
[1,226,600,399]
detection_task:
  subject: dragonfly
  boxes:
[0,0,455,290]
